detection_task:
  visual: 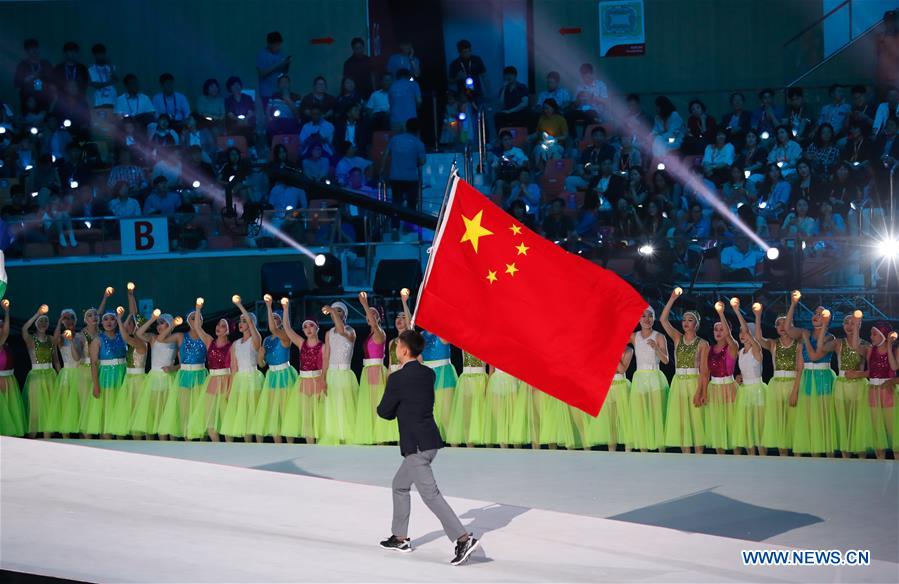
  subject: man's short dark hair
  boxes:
[829,83,844,95]
[499,130,512,140]
[579,63,594,75]
[503,66,517,76]
[159,73,174,84]
[398,330,425,357]
[313,75,326,85]
[226,76,242,91]
[758,88,774,99]
[351,37,365,47]
[267,31,283,45]
[547,71,560,82]
[24,38,39,51]
[405,117,420,134]
[123,73,137,84]
[457,39,471,51]
[63,41,79,53]
[787,87,804,99]
[92,43,107,55]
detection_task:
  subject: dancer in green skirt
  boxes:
[22,305,57,438]
[0,299,26,436]
[628,306,669,452]
[447,351,487,447]
[702,302,738,455]
[586,346,634,451]
[753,304,801,456]
[730,300,766,456]
[53,309,86,438]
[859,323,896,460]
[660,288,707,454]
[221,297,264,442]
[131,311,178,439]
[116,304,148,439]
[84,311,128,438]
[318,302,358,445]
[355,292,395,445]
[281,302,323,444]
[485,367,527,448]
[252,296,297,443]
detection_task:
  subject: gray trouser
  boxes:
[392,449,466,542]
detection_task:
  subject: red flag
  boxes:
[414,178,647,415]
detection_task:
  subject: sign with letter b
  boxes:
[120,218,169,255]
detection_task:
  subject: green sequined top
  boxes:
[675,337,701,369]
[388,338,399,367]
[33,337,53,364]
[839,341,863,372]
[774,340,798,371]
[462,351,485,367]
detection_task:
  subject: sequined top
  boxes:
[388,338,400,367]
[0,345,11,370]
[364,335,385,359]
[708,344,735,377]
[327,328,354,367]
[32,337,53,364]
[180,334,207,365]
[675,337,700,369]
[264,335,291,366]
[839,342,863,372]
[300,341,323,371]
[99,333,126,360]
[421,330,450,361]
[773,339,798,371]
[802,334,832,364]
[207,340,232,370]
[868,348,895,379]
[127,344,147,369]
[462,351,485,367]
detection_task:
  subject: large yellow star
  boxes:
[505,262,519,277]
[486,270,498,284]
[515,242,529,256]
[509,224,522,235]
[460,210,494,253]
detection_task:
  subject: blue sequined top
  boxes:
[99,333,126,360]
[802,335,832,364]
[420,330,450,361]
[180,334,207,365]
[264,335,291,366]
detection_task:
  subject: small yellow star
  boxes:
[509,224,522,236]
[460,210,494,253]
[505,263,519,277]
[515,242,529,256]
[486,270,498,284]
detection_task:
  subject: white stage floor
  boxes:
[2,438,897,583]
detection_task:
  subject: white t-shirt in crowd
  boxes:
[88,64,117,107]
[114,92,155,117]
[366,90,390,114]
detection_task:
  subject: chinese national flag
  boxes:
[414,178,647,416]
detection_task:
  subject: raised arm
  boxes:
[263,295,290,346]
[715,301,739,355]
[21,306,46,347]
[0,300,10,346]
[659,288,683,344]
[115,307,146,353]
[135,309,159,344]
[752,302,773,351]
[784,290,806,340]
[359,292,386,344]
[888,333,899,371]
[233,295,262,350]
[730,298,762,360]
[98,286,114,316]
[806,310,836,360]
[400,288,413,330]
[192,299,213,347]
[323,305,355,342]
[126,282,138,320]
[280,298,305,348]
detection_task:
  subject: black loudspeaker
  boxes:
[313,253,343,293]
[373,259,422,296]
[261,261,311,298]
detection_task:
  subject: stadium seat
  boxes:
[499,127,528,148]
[95,240,121,255]
[217,135,249,156]
[271,134,300,163]
[540,158,574,198]
[22,243,55,259]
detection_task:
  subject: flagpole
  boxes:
[411,164,459,327]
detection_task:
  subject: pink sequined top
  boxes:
[0,345,11,370]
[300,341,323,371]
[364,335,386,359]
[868,348,895,379]
[207,340,232,370]
[708,344,736,377]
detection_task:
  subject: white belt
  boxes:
[300,369,322,378]
[268,362,290,372]
[31,363,52,370]
[869,378,892,386]
[363,358,384,367]
[0,369,14,377]
[81,358,91,365]
[804,363,831,370]
[675,367,698,375]
[389,364,400,373]
[127,367,145,375]
[181,363,206,372]
[612,373,625,382]
[742,377,762,385]
[424,359,451,368]
[773,370,796,378]
[637,366,659,371]
[838,370,857,378]
[463,366,486,374]
[209,368,230,377]
[100,359,125,366]
[62,364,80,369]
[711,375,735,384]
[329,364,351,370]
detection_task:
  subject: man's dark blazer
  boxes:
[377,360,444,457]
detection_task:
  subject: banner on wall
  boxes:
[599,0,645,57]
[120,217,169,255]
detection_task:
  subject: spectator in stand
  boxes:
[684,99,717,155]
[335,141,372,186]
[88,44,117,110]
[509,199,537,231]
[614,197,640,239]
[766,124,802,177]
[848,85,876,136]
[591,158,625,208]
[842,124,874,173]
[54,42,89,98]
[622,167,648,207]
[817,84,852,138]
[786,87,813,145]
[507,169,541,216]
[196,79,225,125]
[534,71,572,113]
[381,118,426,223]
[758,163,792,221]
[736,129,767,182]
[302,143,330,182]
[387,40,421,80]
[448,40,488,104]
[751,88,784,138]
[573,63,609,128]
[720,238,764,280]
[58,142,90,191]
[722,92,754,150]
[43,113,72,162]
[575,189,602,239]
[224,76,256,138]
[650,169,685,219]
[334,103,369,157]
[651,96,684,156]
[268,150,308,211]
[816,200,847,238]
[635,199,674,243]
[107,148,146,191]
[13,38,54,110]
[108,181,142,217]
[344,37,375,98]
[114,74,155,122]
[266,74,302,137]
[152,73,190,123]
[300,76,336,122]
[781,197,817,238]
[621,93,649,145]
[532,99,568,170]
[21,95,47,130]
[388,68,421,134]
[148,114,179,153]
[143,176,181,215]
[257,31,291,105]
[42,194,78,248]
[334,77,363,122]
[679,203,711,239]
[299,106,335,154]
[722,164,756,211]
[181,113,214,159]
[877,10,899,93]
[26,154,61,206]
[365,73,392,131]
[183,146,216,193]
[872,117,899,204]
[827,161,860,217]
[346,166,377,197]
[581,125,616,167]
[613,138,642,176]
[805,123,840,180]
[494,66,529,130]
[702,128,735,186]
[491,130,529,186]
[872,86,899,135]
[541,197,575,241]
[52,81,91,138]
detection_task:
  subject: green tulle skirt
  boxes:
[484,370,529,446]
[102,369,133,437]
[833,376,870,454]
[732,381,766,449]
[0,375,26,436]
[252,366,298,438]
[318,369,358,445]
[220,370,264,438]
[705,380,737,450]
[354,364,397,444]
[629,370,668,451]
[282,374,326,439]
[664,374,704,448]
[510,384,540,445]
[156,368,209,438]
[761,375,796,450]
[130,370,175,436]
[55,366,90,434]
[187,373,232,439]
[589,379,632,448]
[862,383,893,452]
[446,371,488,445]
[538,392,576,448]
[431,363,458,441]
[81,364,126,436]
[23,367,58,434]
[792,369,836,454]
